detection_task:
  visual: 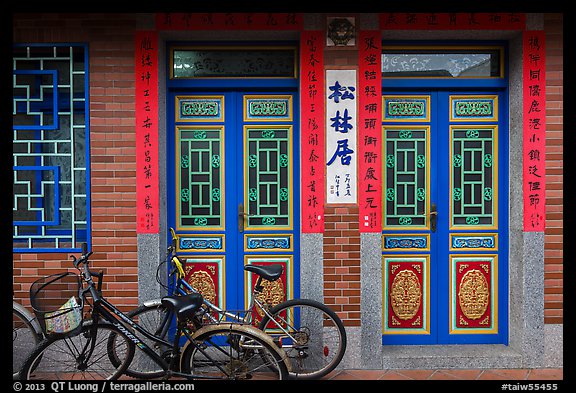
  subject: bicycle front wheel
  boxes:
[180,324,290,380]
[20,322,135,380]
[13,302,43,379]
[258,298,347,380]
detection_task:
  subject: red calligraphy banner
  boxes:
[135,31,159,233]
[380,13,525,30]
[300,31,325,233]
[523,31,546,231]
[358,31,382,232]
[156,13,302,30]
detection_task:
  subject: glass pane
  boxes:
[177,127,223,229]
[384,127,428,228]
[172,48,296,78]
[382,48,501,78]
[245,126,291,228]
[451,127,496,228]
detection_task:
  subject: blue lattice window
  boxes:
[13,44,90,252]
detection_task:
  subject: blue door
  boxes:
[381,90,508,344]
[167,91,300,319]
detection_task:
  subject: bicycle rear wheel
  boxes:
[13,302,43,379]
[180,324,290,380]
[258,298,347,380]
[20,322,135,380]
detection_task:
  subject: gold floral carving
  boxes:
[458,269,489,320]
[389,269,421,320]
[188,270,217,304]
[255,279,285,317]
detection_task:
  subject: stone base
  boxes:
[337,324,562,370]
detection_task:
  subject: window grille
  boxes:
[13,44,90,252]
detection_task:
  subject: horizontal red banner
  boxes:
[156,13,302,30]
[380,13,525,30]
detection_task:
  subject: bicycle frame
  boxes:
[92,297,174,371]
[166,253,299,344]
[155,228,308,356]
[84,267,252,379]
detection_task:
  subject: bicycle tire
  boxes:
[13,301,43,379]
[180,323,290,380]
[20,322,135,381]
[258,298,347,380]
[116,300,174,379]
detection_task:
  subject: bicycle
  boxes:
[13,299,43,379]
[122,228,347,380]
[18,244,291,381]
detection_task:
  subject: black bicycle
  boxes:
[120,228,347,380]
[18,244,290,381]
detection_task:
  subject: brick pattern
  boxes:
[543,14,563,324]
[12,14,140,312]
[323,206,361,326]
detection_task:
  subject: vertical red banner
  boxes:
[135,31,159,233]
[300,31,325,233]
[358,31,382,232]
[523,31,546,231]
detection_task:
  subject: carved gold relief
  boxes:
[389,269,421,320]
[188,270,217,304]
[458,269,489,320]
[255,279,285,318]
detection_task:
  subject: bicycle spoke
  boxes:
[259,299,347,379]
[21,323,134,380]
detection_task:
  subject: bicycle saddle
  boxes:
[161,293,203,321]
[244,264,283,281]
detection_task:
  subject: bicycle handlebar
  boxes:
[71,243,104,295]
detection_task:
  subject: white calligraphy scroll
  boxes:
[326,69,357,204]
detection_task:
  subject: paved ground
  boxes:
[322,368,563,380]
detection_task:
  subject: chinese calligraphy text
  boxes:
[358,31,382,231]
[135,31,159,233]
[523,31,546,231]
[326,70,357,204]
[300,31,325,232]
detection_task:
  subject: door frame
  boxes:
[380,41,510,345]
[166,86,301,312]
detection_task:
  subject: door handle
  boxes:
[430,203,438,233]
[238,203,253,233]
[421,204,438,232]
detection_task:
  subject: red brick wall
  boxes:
[543,13,563,324]
[12,13,140,312]
[324,206,361,326]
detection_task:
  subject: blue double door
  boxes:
[381,90,508,344]
[167,90,299,320]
